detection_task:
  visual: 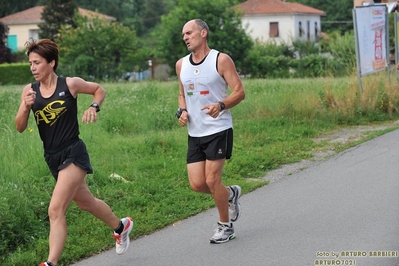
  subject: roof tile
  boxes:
[235,0,326,15]
[0,5,116,24]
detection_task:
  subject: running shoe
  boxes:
[40,262,55,266]
[210,222,235,244]
[113,217,134,255]
[228,185,242,222]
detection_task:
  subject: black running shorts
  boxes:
[44,138,93,181]
[187,128,233,164]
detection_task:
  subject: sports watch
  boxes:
[176,108,187,119]
[218,101,225,111]
[90,102,100,112]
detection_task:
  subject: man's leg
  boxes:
[187,161,209,193]
[204,159,229,222]
[187,159,235,243]
[187,159,231,223]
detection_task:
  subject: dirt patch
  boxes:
[262,121,399,183]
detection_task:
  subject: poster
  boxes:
[354,5,388,76]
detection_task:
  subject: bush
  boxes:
[243,42,293,78]
[0,63,33,85]
[242,33,357,79]
[291,54,332,78]
[0,182,49,262]
[328,32,357,76]
[292,39,320,58]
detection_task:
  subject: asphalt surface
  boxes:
[72,129,399,266]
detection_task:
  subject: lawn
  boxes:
[1,74,399,265]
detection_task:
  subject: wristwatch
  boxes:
[176,108,187,119]
[218,101,225,111]
[90,102,100,112]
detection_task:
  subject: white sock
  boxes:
[219,221,232,227]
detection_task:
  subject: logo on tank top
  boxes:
[185,78,210,97]
[194,69,200,75]
[34,100,67,126]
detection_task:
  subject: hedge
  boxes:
[0,63,34,85]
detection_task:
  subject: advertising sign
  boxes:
[353,5,388,77]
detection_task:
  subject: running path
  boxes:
[73,129,399,266]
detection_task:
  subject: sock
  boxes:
[228,186,234,201]
[114,220,124,235]
[219,221,232,228]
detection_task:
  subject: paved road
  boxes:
[73,129,399,266]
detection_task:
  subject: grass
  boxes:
[1,73,399,265]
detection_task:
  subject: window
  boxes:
[29,29,40,40]
[307,21,310,40]
[269,22,279,37]
[299,21,304,37]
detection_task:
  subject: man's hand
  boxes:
[201,103,221,118]
[178,111,188,127]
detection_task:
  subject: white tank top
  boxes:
[180,49,232,137]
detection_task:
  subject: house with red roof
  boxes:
[0,6,115,52]
[235,0,325,45]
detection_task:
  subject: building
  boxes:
[235,0,326,45]
[0,6,115,52]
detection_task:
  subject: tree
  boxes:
[153,0,253,73]
[121,0,146,36]
[58,12,146,80]
[288,0,353,34]
[0,1,12,19]
[0,0,39,18]
[143,0,165,32]
[39,0,77,41]
[0,22,12,63]
[76,0,169,37]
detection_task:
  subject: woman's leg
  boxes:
[73,175,120,229]
[46,163,87,265]
[72,166,134,255]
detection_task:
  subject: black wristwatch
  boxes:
[218,101,225,111]
[176,108,187,119]
[90,102,100,112]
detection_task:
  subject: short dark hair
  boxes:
[194,19,209,40]
[25,38,59,71]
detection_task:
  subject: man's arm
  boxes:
[201,53,246,118]
[176,59,188,126]
[217,53,245,109]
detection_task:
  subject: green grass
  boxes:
[1,74,399,265]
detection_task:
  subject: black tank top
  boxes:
[31,77,79,151]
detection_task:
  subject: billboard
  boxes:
[353,5,389,77]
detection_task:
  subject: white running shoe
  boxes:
[210,222,235,244]
[113,217,134,255]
